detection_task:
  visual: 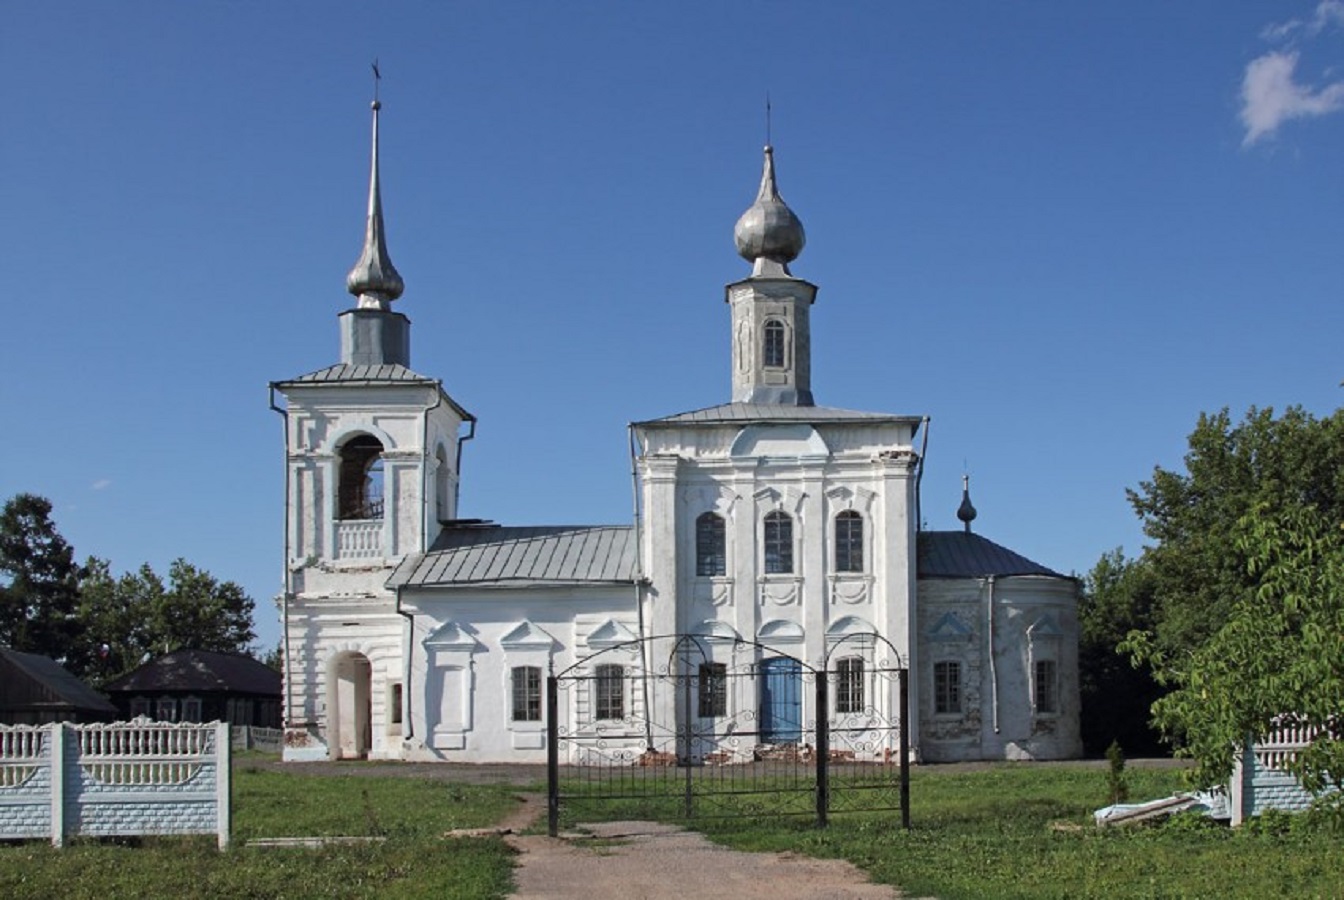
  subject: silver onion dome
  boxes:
[733,145,806,276]
[346,99,404,309]
[957,475,978,533]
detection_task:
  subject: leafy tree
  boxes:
[0,494,82,661]
[1078,549,1164,756]
[146,558,255,656]
[1127,502,1344,794]
[1127,406,1344,663]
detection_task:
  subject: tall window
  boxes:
[338,434,385,520]
[1034,660,1058,714]
[512,666,542,722]
[763,319,786,367]
[156,698,178,723]
[698,663,727,718]
[763,511,793,574]
[595,664,625,720]
[934,661,961,714]
[389,683,404,731]
[836,657,864,714]
[835,511,864,572]
[696,512,726,577]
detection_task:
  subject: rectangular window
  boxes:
[512,667,542,722]
[1034,660,1058,714]
[934,661,961,714]
[763,319,786,368]
[835,511,864,573]
[698,663,727,718]
[836,657,864,714]
[595,665,624,720]
[696,513,727,577]
[156,698,178,723]
[764,512,793,574]
[390,683,404,729]
[181,697,203,723]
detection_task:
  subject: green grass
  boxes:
[562,762,1344,900]
[0,764,524,900]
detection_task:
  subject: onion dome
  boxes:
[346,99,404,310]
[957,475,978,533]
[733,145,806,276]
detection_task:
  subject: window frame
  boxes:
[697,662,727,718]
[933,660,962,715]
[594,664,625,721]
[695,512,727,577]
[763,511,794,575]
[763,318,787,368]
[1034,659,1058,715]
[835,656,865,715]
[834,510,864,573]
[511,666,543,722]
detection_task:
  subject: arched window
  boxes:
[595,664,625,720]
[835,510,864,573]
[338,434,385,520]
[763,319,786,368]
[695,512,726,577]
[763,511,793,574]
[836,657,864,714]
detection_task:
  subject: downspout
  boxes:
[268,385,294,732]
[628,424,654,751]
[914,416,931,532]
[455,417,477,511]
[395,585,415,741]
[985,575,1000,734]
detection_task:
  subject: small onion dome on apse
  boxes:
[346,98,405,310]
[733,145,806,277]
[957,474,978,533]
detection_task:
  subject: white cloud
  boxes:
[1240,50,1344,145]
[1262,1,1344,43]
[91,478,112,491]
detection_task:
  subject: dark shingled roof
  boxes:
[0,648,117,714]
[637,402,922,427]
[917,531,1067,579]
[390,525,638,588]
[104,649,281,696]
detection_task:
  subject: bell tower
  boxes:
[727,145,817,406]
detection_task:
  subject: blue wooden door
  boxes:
[759,657,802,744]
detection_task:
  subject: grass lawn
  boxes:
[0,762,523,900]
[673,764,1344,900]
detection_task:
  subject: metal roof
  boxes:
[391,525,638,589]
[917,531,1067,579]
[637,402,922,426]
[0,649,117,714]
[273,363,438,386]
[104,649,282,696]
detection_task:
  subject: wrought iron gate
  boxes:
[546,633,909,835]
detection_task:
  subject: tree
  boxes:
[1127,502,1344,794]
[0,494,82,661]
[1077,549,1164,756]
[1127,406,1344,663]
[146,558,255,656]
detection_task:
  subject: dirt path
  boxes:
[501,796,903,900]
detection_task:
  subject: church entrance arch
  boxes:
[546,633,910,835]
[329,651,372,759]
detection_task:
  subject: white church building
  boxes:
[272,97,1082,765]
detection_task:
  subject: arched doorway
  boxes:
[329,652,373,759]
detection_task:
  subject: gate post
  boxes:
[899,667,910,830]
[816,672,829,828]
[547,675,559,837]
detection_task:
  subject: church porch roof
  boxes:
[390,524,637,589]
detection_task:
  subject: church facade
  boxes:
[273,99,1082,765]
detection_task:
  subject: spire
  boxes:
[733,145,806,277]
[957,475,978,533]
[345,73,404,311]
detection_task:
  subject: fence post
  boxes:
[547,675,559,837]
[49,724,65,848]
[216,721,232,849]
[899,668,910,830]
[816,671,829,828]
[682,665,693,819]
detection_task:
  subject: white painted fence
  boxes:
[0,720,230,848]
[231,724,283,754]
[1230,721,1330,826]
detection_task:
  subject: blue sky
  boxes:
[4,2,1343,654]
